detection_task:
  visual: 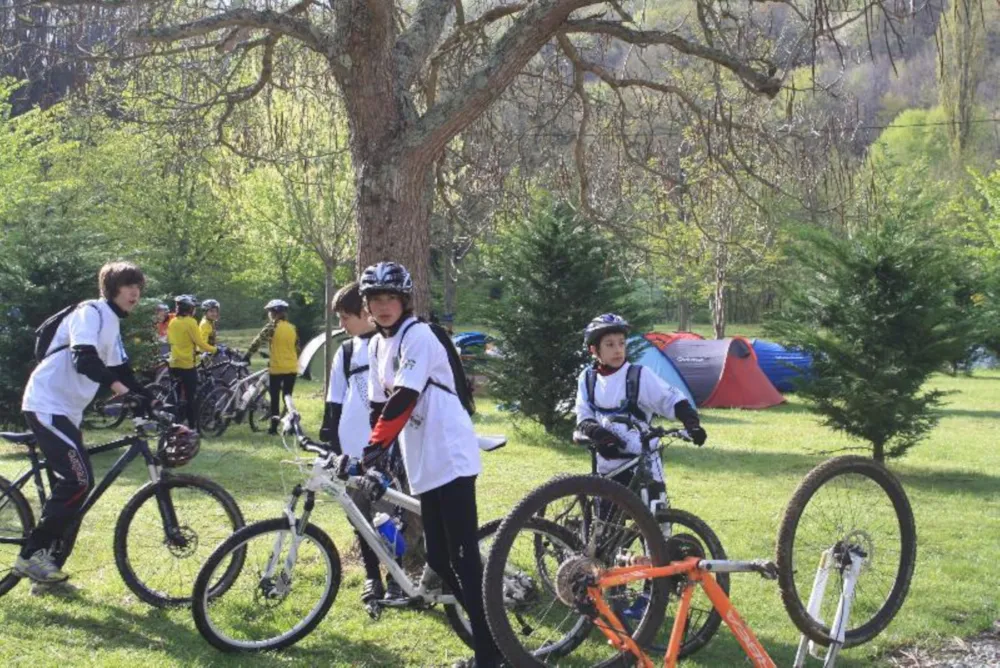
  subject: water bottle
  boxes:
[237,385,256,410]
[373,512,406,559]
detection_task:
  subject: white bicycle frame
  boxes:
[217,367,269,417]
[792,548,865,668]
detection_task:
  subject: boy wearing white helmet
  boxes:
[348,261,502,668]
[575,313,707,487]
[245,299,300,435]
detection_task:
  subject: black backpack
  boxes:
[397,320,476,416]
[34,302,102,363]
[584,363,645,422]
[340,339,370,381]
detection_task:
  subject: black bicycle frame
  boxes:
[0,433,180,549]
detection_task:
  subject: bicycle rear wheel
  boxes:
[484,475,670,667]
[192,517,341,652]
[0,476,34,597]
[114,473,246,607]
[776,456,916,647]
[247,394,269,433]
[198,387,231,438]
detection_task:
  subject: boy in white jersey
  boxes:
[318,281,405,604]
[574,313,707,491]
[351,262,502,668]
[17,261,154,585]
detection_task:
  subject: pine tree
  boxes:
[485,201,653,434]
[769,211,971,461]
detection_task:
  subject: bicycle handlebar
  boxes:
[573,424,692,451]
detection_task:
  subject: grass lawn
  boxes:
[0,369,996,667]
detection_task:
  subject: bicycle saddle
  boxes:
[0,431,36,446]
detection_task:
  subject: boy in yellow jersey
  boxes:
[245,299,300,434]
[199,299,221,348]
[167,295,217,427]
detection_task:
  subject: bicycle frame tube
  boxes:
[590,557,776,668]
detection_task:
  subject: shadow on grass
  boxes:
[15,595,405,666]
[937,407,1000,420]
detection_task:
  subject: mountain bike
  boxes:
[198,365,270,437]
[190,396,541,653]
[535,422,729,660]
[483,456,917,667]
[0,403,247,606]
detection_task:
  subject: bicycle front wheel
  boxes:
[776,456,916,647]
[484,475,670,667]
[0,476,34,597]
[192,518,341,652]
[114,473,246,607]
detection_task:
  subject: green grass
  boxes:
[0,371,997,666]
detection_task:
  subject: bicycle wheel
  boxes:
[198,387,230,438]
[776,456,916,647]
[192,517,341,652]
[0,476,34,597]
[247,394,269,433]
[83,392,128,430]
[114,473,246,607]
[484,475,670,667]
[444,517,587,653]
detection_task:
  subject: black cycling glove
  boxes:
[674,400,707,446]
[577,419,629,459]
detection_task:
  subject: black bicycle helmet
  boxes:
[158,424,201,468]
[359,262,413,297]
[583,313,631,347]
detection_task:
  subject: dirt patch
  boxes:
[888,621,1000,668]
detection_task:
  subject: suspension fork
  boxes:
[263,486,313,581]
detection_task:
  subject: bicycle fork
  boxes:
[792,547,865,668]
[260,486,314,600]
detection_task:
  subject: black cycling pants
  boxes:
[268,373,296,419]
[22,412,94,558]
[421,475,502,667]
[170,367,199,428]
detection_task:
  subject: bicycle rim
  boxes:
[776,456,916,647]
[0,477,33,596]
[485,475,669,667]
[194,519,340,652]
[115,475,245,606]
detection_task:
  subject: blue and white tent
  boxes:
[632,336,696,406]
[750,339,813,393]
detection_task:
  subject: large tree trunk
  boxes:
[677,299,690,332]
[354,158,435,316]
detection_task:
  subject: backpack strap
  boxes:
[625,363,645,421]
[341,339,354,381]
[585,367,597,407]
[398,320,453,394]
[42,302,103,361]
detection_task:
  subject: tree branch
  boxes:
[394,0,454,90]
[130,8,344,75]
[563,19,782,97]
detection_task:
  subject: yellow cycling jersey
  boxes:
[199,318,217,347]
[269,320,299,375]
[168,315,217,369]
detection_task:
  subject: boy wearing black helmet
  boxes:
[350,261,503,668]
[246,299,300,435]
[575,313,707,487]
[167,295,217,428]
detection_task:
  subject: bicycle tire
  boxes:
[84,394,128,430]
[247,394,269,433]
[192,517,341,652]
[776,456,916,647]
[0,476,35,597]
[445,517,588,654]
[484,475,670,667]
[198,387,231,438]
[114,473,246,607]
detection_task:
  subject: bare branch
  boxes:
[563,19,782,97]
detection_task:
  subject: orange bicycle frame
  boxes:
[588,556,777,668]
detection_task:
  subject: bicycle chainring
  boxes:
[555,555,601,609]
[664,533,706,593]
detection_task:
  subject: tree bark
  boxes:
[712,244,727,339]
[677,298,690,332]
[873,440,885,463]
[323,264,334,395]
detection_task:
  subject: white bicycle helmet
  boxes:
[583,313,630,347]
[359,262,413,296]
[201,299,220,310]
[265,299,289,311]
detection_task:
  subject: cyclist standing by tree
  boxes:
[167,295,217,428]
[245,299,300,435]
[355,262,503,668]
[16,261,153,585]
[319,281,406,604]
[199,299,221,348]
